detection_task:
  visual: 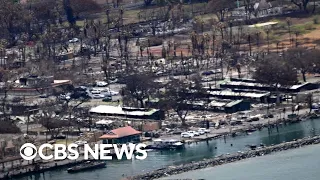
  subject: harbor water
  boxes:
[14,118,320,180]
[160,143,320,180]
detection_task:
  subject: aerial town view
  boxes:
[2,0,320,179]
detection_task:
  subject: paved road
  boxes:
[161,107,312,142]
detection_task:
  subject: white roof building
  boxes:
[89,105,160,119]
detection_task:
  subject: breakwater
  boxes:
[127,135,320,180]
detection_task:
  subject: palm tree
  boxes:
[286,18,292,47]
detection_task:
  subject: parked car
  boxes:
[56,135,66,139]
[202,71,214,76]
[74,86,87,92]
[104,90,119,96]
[201,77,211,82]
[181,132,194,138]
[249,114,261,121]
[198,129,205,135]
[96,81,108,87]
[102,96,112,102]
[91,89,101,94]
[262,114,274,119]
[198,128,210,133]
[92,94,104,99]
[69,38,79,43]
[71,91,90,99]
[39,94,48,98]
[101,88,111,92]
[109,78,119,84]
[59,94,70,100]
[188,131,200,136]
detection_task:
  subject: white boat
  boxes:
[147,139,184,150]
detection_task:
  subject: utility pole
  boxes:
[25,108,36,135]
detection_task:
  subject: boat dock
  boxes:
[0,157,87,179]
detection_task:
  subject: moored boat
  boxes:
[67,161,106,173]
[146,139,184,150]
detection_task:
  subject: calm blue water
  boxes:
[161,143,320,180]
[15,119,320,180]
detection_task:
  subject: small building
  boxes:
[224,100,251,114]
[220,79,318,93]
[99,126,142,144]
[8,102,39,116]
[184,99,251,113]
[288,82,319,93]
[0,77,72,96]
[19,75,54,87]
[89,105,165,120]
[207,89,270,103]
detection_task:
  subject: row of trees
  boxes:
[254,47,320,104]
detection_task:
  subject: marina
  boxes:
[1,1,320,180]
[9,117,320,180]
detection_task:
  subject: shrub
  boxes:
[305,22,316,31]
[292,24,307,34]
[313,16,319,24]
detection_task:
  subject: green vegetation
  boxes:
[292,22,317,34]
[313,15,320,24]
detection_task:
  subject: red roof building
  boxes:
[99,126,142,144]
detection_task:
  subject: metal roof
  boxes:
[89,105,159,116]
[225,100,244,108]
[208,90,270,98]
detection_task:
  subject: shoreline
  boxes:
[0,111,318,179]
[127,135,320,180]
[177,111,319,145]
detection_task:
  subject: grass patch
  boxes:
[76,20,85,27]
[123,9,141,24]
[55,139,75,145]
[292,22,317,34]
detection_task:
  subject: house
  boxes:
[99,126,142,144]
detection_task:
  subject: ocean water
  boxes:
[160,144,320,180]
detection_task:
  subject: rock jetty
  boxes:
[127,135,320,180]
